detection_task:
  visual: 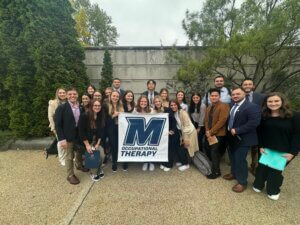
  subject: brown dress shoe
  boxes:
[223,173,235,180]
[76,166,90,172]
[232,183,247,193]
[67,175,80,185]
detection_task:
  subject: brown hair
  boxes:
[262,92,293,119]
[135,95,151,113]
[169,99,181,111]
[87,99,106,130]
[159,88,169,101]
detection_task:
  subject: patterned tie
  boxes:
[228,103,238,130]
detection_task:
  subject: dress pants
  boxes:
[65,142,83,177]
[205,136,224,174]
[229,146,249,185]
[108,123,118,166]
[253,163,284,195]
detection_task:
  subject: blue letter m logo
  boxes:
[124,117,166,146]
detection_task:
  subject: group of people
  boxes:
[47,76,299,201]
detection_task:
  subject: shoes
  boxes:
[178,164,190,171]
[160,164,165,170]
[60,161,65,166]
[67,175,80,185]
[149,163,155,171]
[268,194,280,200]
[142,163,148,171]
[223,173,235,180]
[122,164,128,171]
[232,183,247,193]
[90,172,104,182]
[76,166,89,172]
[252,186,261,193]
[206,172,221,179]
[163,167,171,172]
[176,162,182,167]
[112,164,117,172]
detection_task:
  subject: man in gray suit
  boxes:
[242,78,265,175]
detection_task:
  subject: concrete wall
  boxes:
[84,46,194,97]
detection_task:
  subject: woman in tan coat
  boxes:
[47,88,67,165]
[170,100,199,171]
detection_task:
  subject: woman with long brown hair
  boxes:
[253,92,300,200]
[79,99,107,181]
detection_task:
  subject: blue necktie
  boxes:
[228,103,238,130]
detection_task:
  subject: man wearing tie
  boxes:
[242,78,265,175]
[223,87,261,192]
[142,79,159,108]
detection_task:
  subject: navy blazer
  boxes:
[230,99,261,147]
[55,102,83,142]
[142,91,159,97]
[252,92,265,107]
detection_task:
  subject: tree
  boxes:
[99,49,113,92]
[178,0,300,94]
[71,0,118,46]
[0,0,89,137]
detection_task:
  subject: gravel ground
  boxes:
[0,150,299,225]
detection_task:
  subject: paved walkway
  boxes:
[0,150,299,225]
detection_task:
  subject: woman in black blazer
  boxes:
[79,99,107,182]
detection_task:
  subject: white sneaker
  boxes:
[149,163,155,171]
[178,164,190,171]
[268,194,280,201]
[176,162,182,167]
[160,164,165,170]
[163,167,171,172]
[60,160,65,166]
[142,163,148,171]
[252,187,261,193]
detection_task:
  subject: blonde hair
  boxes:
[153,96,165,113]
[55,88,66,103]
[108,91,124,116]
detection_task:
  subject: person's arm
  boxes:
[288,113,300,156]
[235,104,261,135]
[48,100,56,134]
[210,104,230,135]
[198,103,206,128]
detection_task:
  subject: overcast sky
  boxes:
[91,0,204,46]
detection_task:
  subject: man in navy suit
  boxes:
[112,78,126,98]
[56,87,88,185]
[223,87,261,192]
[242,78,265,175]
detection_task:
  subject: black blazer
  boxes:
[55,102,83,142]
[142,91,159,97]
[78,112,106,145]
[229,100,261,147]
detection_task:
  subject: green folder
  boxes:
[259,148,287,171]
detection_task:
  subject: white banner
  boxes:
[118,113,169,162]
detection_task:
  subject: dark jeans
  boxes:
[205,136,224,174]
[229,146,249,185]
[163,130,189,168]
[197,127,205,152]
[253,163,284,195]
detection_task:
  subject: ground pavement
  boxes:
[0,150,299,225]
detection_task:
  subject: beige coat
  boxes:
[178,109,199,157]
[48,99,60,133]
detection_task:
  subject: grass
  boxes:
[0,130,14,147]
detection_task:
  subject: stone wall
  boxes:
[84,46,193,97]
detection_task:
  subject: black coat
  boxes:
[55,102,83,142]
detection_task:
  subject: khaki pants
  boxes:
[65,142,83,177]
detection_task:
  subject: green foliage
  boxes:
[178,0,300,93]
[0,0,89,137]
[99,49,113,92]
[71,0,118,46]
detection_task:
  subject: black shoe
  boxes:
[206,173,221,179]
[112,164,117,172]
[123,164,128,171]
[90,173,104,182]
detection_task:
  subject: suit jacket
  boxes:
[142,91,159,97]
[113,88,126,98]
[204,101,230,137]
[229,100,261,147]
[252,92,265,107]
[55,102,83,142]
